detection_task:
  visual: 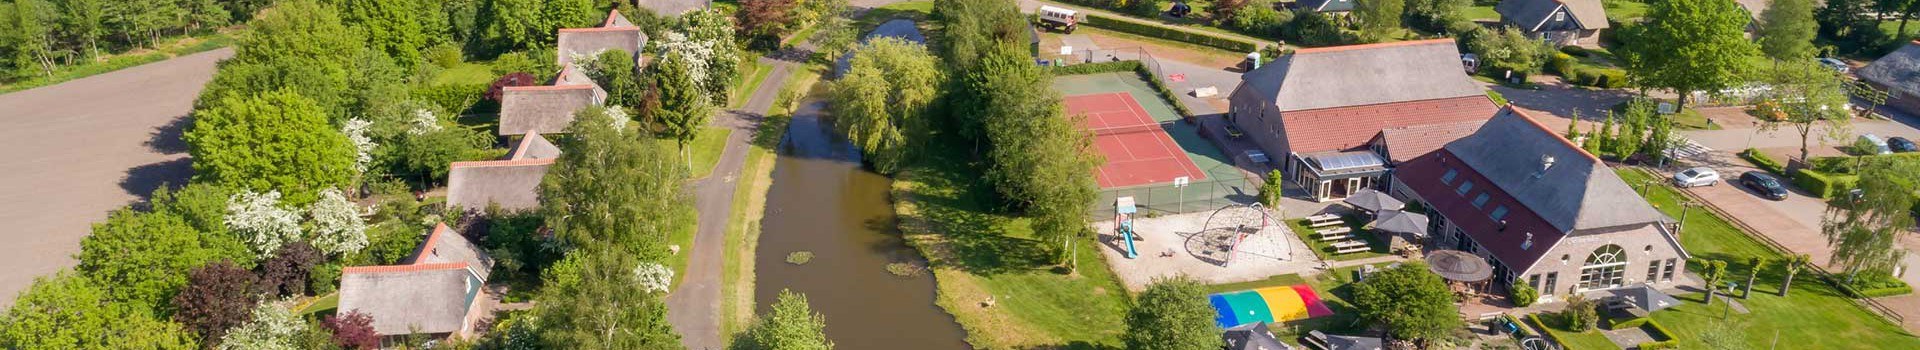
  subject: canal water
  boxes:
[751,99,971,349]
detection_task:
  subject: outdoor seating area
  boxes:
[1313,220,1370,255]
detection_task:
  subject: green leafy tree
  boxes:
[0,272,197,349]
[1642,106,1677,164]
[1349,262,1460,341]
[1561,293,1599,331]
[1285,9,1346,46]
[734,290,833,350]
[186,90,357,205]
[1583,123,1604,156]
[1698,259,1729,305]
[1596,113,1616,156]
[533,249,683,349]
[1611,111,1645,161]
[75,209,246,312]
[334,0,427,68]
[648,53,712,150]
[196,0,360,120]
[1779,253,1811,295]
[1619,0,1758,110]
[589,49,643,108]
[1122,277,1223,350]
[1258,169,1284,206]
[1757,61,1852,162]
[1823,160,1920,282]
[1354,0,1405,42]
[1468,28,1551,76]
[539,107,692,254]
[1745,257,1771,297]
[830,37,942,174]
[1758,0,1819,63]
[7,0,57,78]
[55,0,105,58]
[738,0,798,48]
[216,302,304,350]
[1402,0,1468,32]
[973,44,1101,265]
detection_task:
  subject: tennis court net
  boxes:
[1091,122,1169,136]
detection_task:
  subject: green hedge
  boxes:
[1637,319,1680,349]
[1525,314,1569,347]
[1858,284,1915,298]
[412,83,489,115]
[1845,273,1916,298]
[1791,169,1859,199]
[1607,315,1650,330]
[1563,65,1628,88]
[1740,148,1787,175]
[1081,14,1258,52]
[1504,314,1536,338]
[1047,61,1142,76]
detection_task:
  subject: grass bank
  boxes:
[892,147,1131,348]
[674,126,734,180]
[0,31,236,94]
[720,56,820,335]
[1617,168,1920,348]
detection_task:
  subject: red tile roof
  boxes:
[342,262,469,274]
[1397,149,1565,273]
[1378,120,1485,163]
[1282,95,1499,154]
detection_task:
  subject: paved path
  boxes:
[664,53,799,349]
[0,48,234,308]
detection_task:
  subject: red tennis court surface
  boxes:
[1065,92,1206,188]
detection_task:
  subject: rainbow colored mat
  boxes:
[1208,285,1333,327]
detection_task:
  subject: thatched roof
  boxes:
[446,159,555,212]
[557,10,648,68]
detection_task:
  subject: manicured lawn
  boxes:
[1464,5,1501,21]
[1603,0,1649,22]
[730,60,775,109]
[664,206,700,289]
[1617,168,1920,349]
[894,147,1130,349]
[1528,313,1621,350]
[675,126,733,180]
[430,62,498,86]
[297,293,339,317]
[1286,216,1391,261]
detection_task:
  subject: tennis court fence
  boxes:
[1073,47,1164,85]
[1088,162,1258,219]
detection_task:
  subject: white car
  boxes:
[1673,167,1721,188]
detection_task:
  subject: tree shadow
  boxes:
[145,114,192,155]
[119,157,192,202]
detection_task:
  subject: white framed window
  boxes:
[1554,12,1566,22]
[1579,245,1629,290]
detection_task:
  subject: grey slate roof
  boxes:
[337,265,482,336]
[405,223,496,282]
[498,85,602,136]
[505,133,561,160]
[445,158,555,212]
[554,65,608,98]
[1442,109,1664,232]
[556,11,648,69]
[1861,41,1920,97]
[1498,0,1609,31]
[1224,322,1292,350]
[1299,0,1355,12]
[1240,39,1486,112]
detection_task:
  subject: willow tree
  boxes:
[829,37,942,174]
[1822,160,1920,282]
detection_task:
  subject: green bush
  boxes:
[308,262,342,295]
[1637,319,1680,349]
[1846,272,1915,298]
[1549,52,1575,75]
[1850,137,1885,156]
[1048,61,1143,75]
[1229,3,1292,36]
[1081,14,1258,52]
[1608,316,1650,330]
[411,83,488,115]
[1792,169,1860,199]
[1741,148,1787,174]
[1510,283,1538,307]
[1560,45,1590,57]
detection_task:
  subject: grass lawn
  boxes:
[1464,5,1501,21]
[730,60,775,109]
[297,293,339,318]
[663,205,700,289]
[430,62,497,86]
[1603,0,1649,22]
[1528,313,1621,350]
[672,126,733,180]
[721,121,781,337]
[1617,168,1920,349]
[1,31,235,93]
[1670,109,1723,130]
[894,146,1131,349]
[1286,216,1391,261]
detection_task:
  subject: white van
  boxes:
[1038,6,1078,33]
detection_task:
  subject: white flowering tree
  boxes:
[663,9,740,105]
[633,262,673,294]
[307,188,368,256]
[341,118,375,174]
[408,108,443,135]
[217,302,303,350]
[226,190,303,259]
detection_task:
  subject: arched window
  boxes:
[1579,245,1628,290]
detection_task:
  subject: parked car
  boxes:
[1892,137,1917,153]
[1740,172,1790,200]
[1672,167,1720,188]
[1820,57,1851,74]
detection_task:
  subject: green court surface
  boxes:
[1055,72,1251,215]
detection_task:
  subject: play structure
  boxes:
[1209,285,1334,328]
[1189,203,1289,266]
[1115,196,1141,259]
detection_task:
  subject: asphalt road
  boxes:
[0,48,233,308]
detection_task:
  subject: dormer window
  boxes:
[1490,206,1509,220]
[1471,193,1490,208]
[1441,168,1459,184]
[1456,181,1474,195]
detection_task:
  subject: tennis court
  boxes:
[1067,92,1206,189]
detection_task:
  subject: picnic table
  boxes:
[1319,233,1353,241]
[1332,241,1370,254]
[1314,227,1351,237]
[1307,214,1343,228]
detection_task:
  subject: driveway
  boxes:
[0,48,234,308]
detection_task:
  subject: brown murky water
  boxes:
[752,101,970,349]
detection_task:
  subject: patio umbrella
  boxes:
[1342,189,1403,213]
[1609,284,1683,312]
[1425,250,1493,283]
[1368,210,1429,237]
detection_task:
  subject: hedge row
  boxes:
[1080,14,1259,52]
[1524,314,1571,348]
[1047,60,1142,75]
[1607,315,1650,330]
[1503,314,1536,338]
[1637,319,1680,349]
[1548,53,1628,88]
[1857,284,1915,298]
[1740,148,1786,175]
[1844,274,1916,298]
[1791,169,1859,199]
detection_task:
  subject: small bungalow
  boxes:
[497,65,607,136]
[1227,39,1499,202]
[1858,41,1920,118]
[1391,108,1689,300]
[557,10,649,68]
[446,133,560,213]
[1496,0,1609,46]
[336,223,495,341]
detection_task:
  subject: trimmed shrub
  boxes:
[412,83,488,115]
[1741,148,1787,174]
[1549,52,1575,75]
[1847,272,1915,298]
[1081,14,1259,52]
[1048,61,1143,75]
[1637,319,1680,349]
[1560,45,1590,57]
[1608,316,1650,330]
[1792,169,1859,199]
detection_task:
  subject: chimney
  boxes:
[1522,232,1534,250]
[1534,155,1556,178]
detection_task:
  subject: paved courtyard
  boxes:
[1092,209,1322,291]
[0,48,233,307]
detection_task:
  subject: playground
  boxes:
[1093,202,1323,291]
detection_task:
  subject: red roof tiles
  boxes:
[1282,95,1499,154]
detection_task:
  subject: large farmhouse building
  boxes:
[1228,39,1499,202]
[1392,108,1689,299]
[1859,41,1920,118]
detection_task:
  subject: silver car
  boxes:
[1673,167,1721,188]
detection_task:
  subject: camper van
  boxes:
[1038,6,1078,33]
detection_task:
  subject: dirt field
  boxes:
[0,48,232,308]
[1092,209,1323,291]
